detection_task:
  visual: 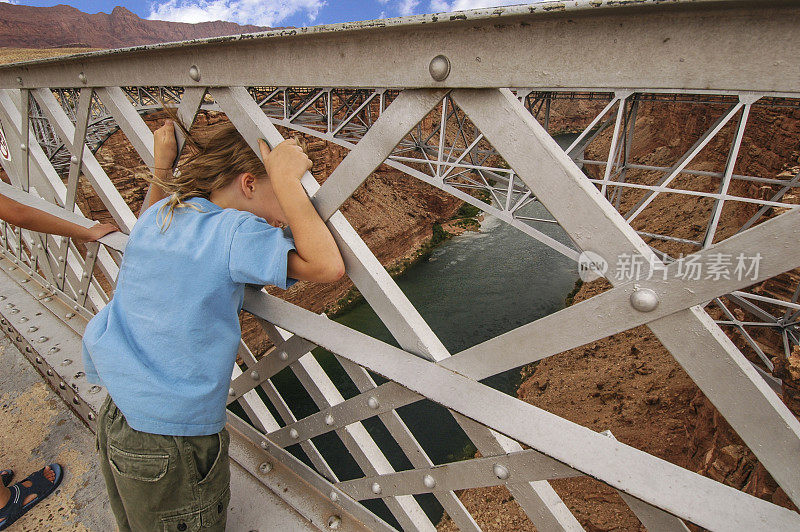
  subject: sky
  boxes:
[2,0,532,28]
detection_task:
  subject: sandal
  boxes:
[0,471,11,487]
[0,464,63,531]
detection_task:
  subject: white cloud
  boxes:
[147,0,326,27]
[397,0,419,16]
[429,0,526,11]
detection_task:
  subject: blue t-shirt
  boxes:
[82,196,298,436]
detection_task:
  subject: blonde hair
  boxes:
[145,97,269,231]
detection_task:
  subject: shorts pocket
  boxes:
[160,507,201,532]
[196,429,229,487]
[200,485,230,528]
[109,444,169,482]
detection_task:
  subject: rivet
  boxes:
[260,440,268,449]
[78,72,87,84]
[0,296,5,300]
[20,143,26,152]
[371,482,382,495]
[15,335,20,341]
[324,414,334,426]
[36,244,42,249]
[188,65,201,81]
[47,284,53,290]
[70,155,78,164]
[73,305,79,311]
[57,274,63,279]
[327,515,341,530]
[279,351,288,361]
[65,313,75,319]
[38,336,48,343]
[250,370,259,380]
[24,346,31,353]
[27,326,37,333]
[18,316,27,322]
[46,369,53,376]
[61,358,72,365]
[82,273,89,279]
[258,462,272,474]
[330,491,339,502]
[37,292,45,298]
[5,303,13,308]
[74,371,85,379]
[35,356,42,364]
[429,54,451,81]
[629,287,659,312]
[88,412,96,421]
[16,76,22,85]
[289,428,299,439]
[20,278,28,283]
[423,474,436,489]
[10,308,19,314]
[493,464,509,480]
[86,252,94,258]
[44,297,52,302]
[78,289,84,295]
[57,256,64,262]
[228,387,236,396]
[58,381,66,389]
[8,265,15,270]
[367,396,379,410]
[49,346,59,353]
[72,397,80,405]
[89,385,101,394]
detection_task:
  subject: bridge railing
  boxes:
[0,1,799,530]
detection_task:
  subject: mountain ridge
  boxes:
[0,2,280,49]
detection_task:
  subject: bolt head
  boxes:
[493,464,509,480]
[250,370,259,380]
[327,515,342,530]
[423,474,436,489]
[330,491,339,502]
[70,155,79,164]
[258,461,272,474]
[324,414,334,426]
[630,287,659,312]
[429,54,451,81]
[260,440,268,449]
[367,396,379,410]
[289,428,299,439]
[189,65,201,81]
[371,482,382,495]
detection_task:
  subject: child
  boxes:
[0,196,116,531]
[82,115,344,532]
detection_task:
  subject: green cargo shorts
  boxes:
[95,394,231,531]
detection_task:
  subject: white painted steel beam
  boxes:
[1,2,798,95]
[449,87,800,507]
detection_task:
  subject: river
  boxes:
[238,135,581,526]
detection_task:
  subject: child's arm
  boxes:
[140,120,175,215]
[259,138,345,283]
[0,193,117,242]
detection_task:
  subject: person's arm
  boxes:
[0,193,117,242]
[259,138,344,283]
[140,119,175,215]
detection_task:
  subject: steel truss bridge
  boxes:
[0,1,799,530]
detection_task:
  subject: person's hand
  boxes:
[259,138,312,184]
[154,119,178,172]
[80,222,118,242]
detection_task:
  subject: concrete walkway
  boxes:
[0,335,115,531]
